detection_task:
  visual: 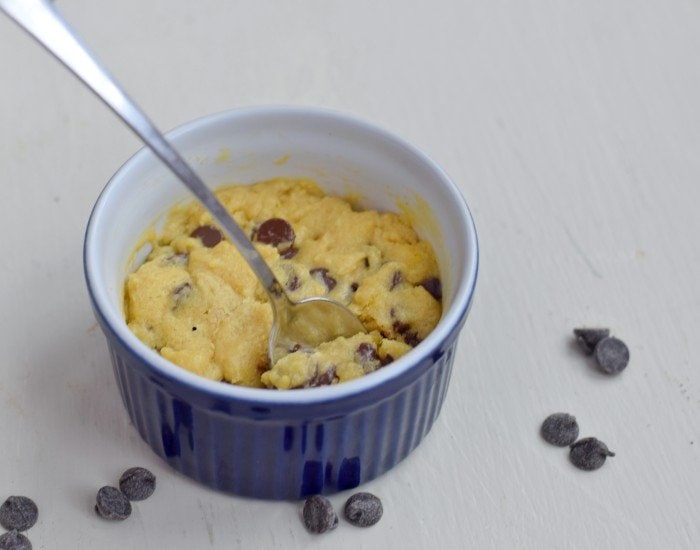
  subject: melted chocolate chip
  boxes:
[309,365,337,387]
[172,282,192,305]
[392,320,411,335]
[356,343,379,363]
[310,268,337,291]
[190,225,223,248]
[281,246,299,259]
[421,277,442,301]
[390,271,403,290]
[255,218,295,251]
[403,332,421,347]
[269,281,284,298]
[287,275,301,291]
[363,257,370,268]
[350,282,359,292]
[392,320,421,347]
[294,365,337,388]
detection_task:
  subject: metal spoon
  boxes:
[0,0,366,364]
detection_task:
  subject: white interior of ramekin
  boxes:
[85,106,478,404]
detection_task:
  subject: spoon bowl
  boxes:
[270,295,367,363]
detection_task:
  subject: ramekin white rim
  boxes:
[84,105,478,405]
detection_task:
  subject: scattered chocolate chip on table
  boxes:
[540,413,580,447]
[570,437,615,471]
[119,467,156,501]
[572,327,630,374]
[0,497,38,532]
[573,328,610,355]
[302,495,338,534]
[95,487,132,521]
[0,530,32,550]
[344,492,383,528]
[594,337,630,375]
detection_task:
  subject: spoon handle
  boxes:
[0,0,279,292]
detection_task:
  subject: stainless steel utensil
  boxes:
[0,0,366,365]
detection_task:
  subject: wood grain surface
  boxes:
[1,1,698,548]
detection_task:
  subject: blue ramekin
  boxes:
[84,106,478,500]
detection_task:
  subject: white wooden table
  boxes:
[1,1,698,548]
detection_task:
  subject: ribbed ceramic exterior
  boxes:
[83,106,478,500]
[93,304,466,499]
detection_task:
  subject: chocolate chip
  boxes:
[281,246,299,259]
[350,282,359,292]
[119,467,156,501]
[356,343,379,363]
[541,413,579,447]
[569,437,615,471]
[573,328,610,355]
[95,487,131,521]
[594,337,629,375]
[255,218,295,252]
[390,271,403,290]
[310,268,337,291]
[287,275,301,291]
[392,320,410,334]
[363,257,370,268]
[0,531,32,550]
[421,277,442,301]
[391,319,420,346]
[0,497,38,532]
[190,225,223,248]
[302,495,338,534]
[380,354,394,366]
[172,282,192,305]
[309,365,337,388]
[269,281,284,298]
[404,332,421,347]
[344,492,383,527]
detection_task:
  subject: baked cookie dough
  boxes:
[125,178,442,389]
